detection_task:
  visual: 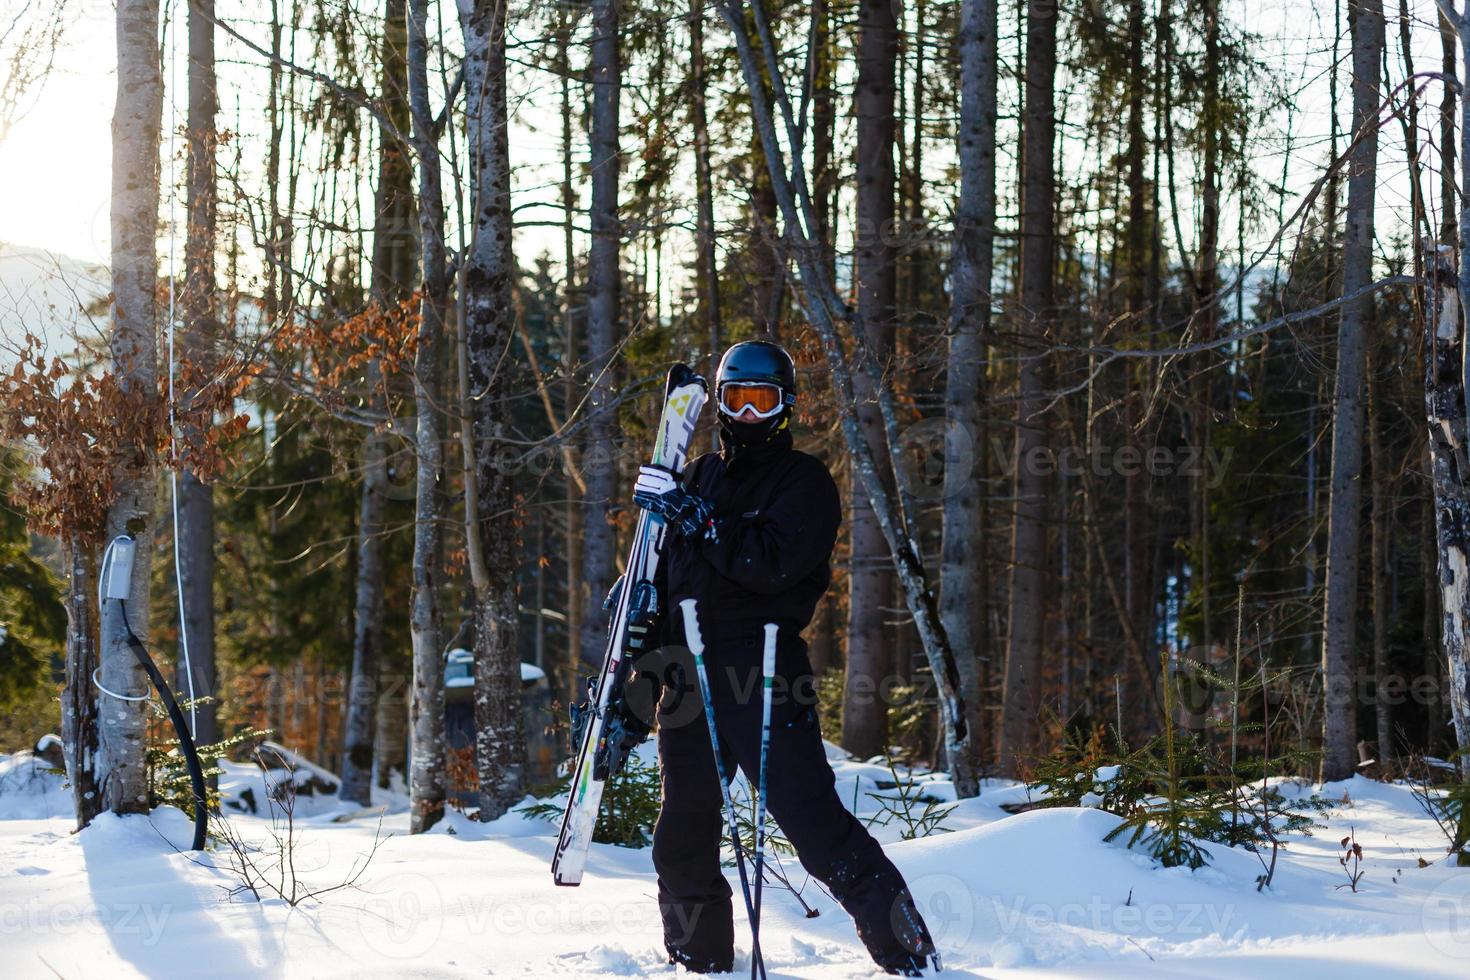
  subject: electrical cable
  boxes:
[119,601,208,851]
[164,0,199,733]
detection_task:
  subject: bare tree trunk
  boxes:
[811,0,834,267]
[460,0,527,822]
[1442,8,1458,246]
[179,0,219,761]
[374,657,408,789]
[842,0,899,761]
[1368,338,1393,764]
[941,0,996,787]
[340,363,387,803]
[556,12,583,708]
[715,0,974,794]
[1423,242,1470,771]
[691,0,721,374]
[1122,0,1151,697]
[1320,0,1383,782]
[1192,0,1222,667]
[62,541,102,829]
[998,0,1056,777]
[406,0,448,832]
[341,0,413,807]
[99,0,162,817]
[580,0,621,683]
[750,134,783,337]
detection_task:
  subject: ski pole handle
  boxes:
[680,598,704,659]
[761,623,777,680]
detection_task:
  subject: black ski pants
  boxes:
[649,643,932,973]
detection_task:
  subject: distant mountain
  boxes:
[0,241,110,367]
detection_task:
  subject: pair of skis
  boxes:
[681,599,777,980]
[552,363,709,886]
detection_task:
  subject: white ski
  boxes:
[552,363,708,886]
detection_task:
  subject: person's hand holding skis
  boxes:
[633,464,720,542]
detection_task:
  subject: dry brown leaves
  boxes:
[0,332,252,541]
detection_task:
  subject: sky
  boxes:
[0,2,115,266]
[0,0,1453,321]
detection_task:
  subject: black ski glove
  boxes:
[632,464,720,543]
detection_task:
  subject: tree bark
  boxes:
[811,0,834,269]
[557,11,584,707]
[716,0,974,795]
[62,541,102,829]
[842,0,899,761]
[940,0,996,787]
[997,0,1056,777]
[99,0,162,817]
[374,656,409,789]
[1192,0,1221,679]
[341,0,413,807]
[1122,0,1151,697]
[406,0,448,832]
[1423,242,1470,771]
[691,0,721,379]
[459,0,528,822]
[1320,0,1383,782]
[179,0,219,761]
[1368,335,1393,764]
[1442,9,1458,246]
[580,0,621,688]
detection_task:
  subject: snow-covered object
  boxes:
[442,649,546,688]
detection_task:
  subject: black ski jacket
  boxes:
[655,427,841,705]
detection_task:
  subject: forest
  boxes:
[3,0,1470,974]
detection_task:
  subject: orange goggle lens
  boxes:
[719,382,784,418]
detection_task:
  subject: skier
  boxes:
[631,341,938,976]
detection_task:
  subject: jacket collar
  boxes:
[719,425,794,474]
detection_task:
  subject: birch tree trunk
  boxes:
[842,0,899,761]
[998,0,1056,777]
[1422,249,1470,764]
[941,0,997,786]
[99,0,162,817]
[62,541,102,828]
[406,0,448,833]
[1320,0,1382,782]
[178,0,219,766]
[459,0,527,822]
[580,0,621,683]
[1424,242,1470,771]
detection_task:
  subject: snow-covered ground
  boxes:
[3,743,1470,979]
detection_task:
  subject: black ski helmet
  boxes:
[714,341,796,444]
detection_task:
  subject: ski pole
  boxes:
[679,599,766,980]
[751,622,777,980]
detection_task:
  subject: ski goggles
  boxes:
[718,381,788,420]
